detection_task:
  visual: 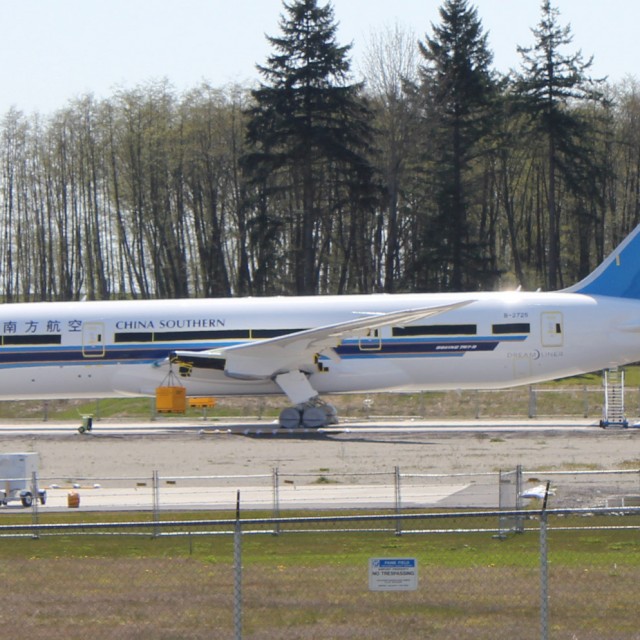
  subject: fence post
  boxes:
[515,464,524,533]
[529,386,537,418]
[31,471,39,539]
[272,467,280,535]
[394,466,402,536]
[152,471,160,536]
[234,491,243,640]
[539,485,550,640]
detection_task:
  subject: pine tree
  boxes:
[516,0,605,289]
[415,0,497,291]
[243,0,375,295]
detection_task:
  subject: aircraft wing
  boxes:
[170,299,474,380]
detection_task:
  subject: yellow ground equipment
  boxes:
[156,385,187,413]
[188,397,216,409]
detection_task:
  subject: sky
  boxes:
[0,0,637,115]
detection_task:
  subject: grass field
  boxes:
[0,510,638,639]
[0,367,634,423]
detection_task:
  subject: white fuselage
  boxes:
[0,291,637,400]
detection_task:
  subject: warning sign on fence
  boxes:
[368,558,418,591]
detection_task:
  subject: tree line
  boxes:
[1,0,639,302]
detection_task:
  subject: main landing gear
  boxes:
[273,370,339,429]
[278,400,339,429]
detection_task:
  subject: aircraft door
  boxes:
[541,312,564,347]
[82,322,106,358]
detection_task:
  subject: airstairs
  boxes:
[601,368,629,428]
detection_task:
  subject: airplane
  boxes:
[1,224,640,429]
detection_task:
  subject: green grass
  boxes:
[0,510,638,638]
[0,510,638,567]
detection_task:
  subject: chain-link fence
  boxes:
[7,464,639,514]
[0,507,639,639]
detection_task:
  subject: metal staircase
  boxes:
[601,368,629,428]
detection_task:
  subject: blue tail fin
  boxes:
[565,225,640,298]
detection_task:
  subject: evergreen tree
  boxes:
[515,0,605,289]
[415,0,497,291]
[243,0,375,295]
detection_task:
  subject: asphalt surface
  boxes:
[0,417,630,513]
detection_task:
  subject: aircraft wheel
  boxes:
[324,403,339,424]
[302,406,330,428]
[279,407,302,429]
[21,493,33,508]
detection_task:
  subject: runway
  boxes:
[0,417,635,513]
[0,416,610,438]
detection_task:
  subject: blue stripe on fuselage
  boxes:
[337,336,514,358]
[0,335,528,367]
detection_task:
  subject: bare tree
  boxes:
[361,23,420,292]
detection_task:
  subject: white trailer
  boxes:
[0,453,46,507]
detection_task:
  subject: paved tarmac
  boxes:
[25,481,474,512]
[0,416,607,438]
[0,417,635,512]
